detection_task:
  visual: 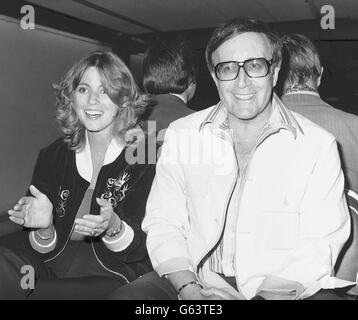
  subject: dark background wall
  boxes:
[0,16,108,216]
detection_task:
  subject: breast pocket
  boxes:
[259,194,300,250]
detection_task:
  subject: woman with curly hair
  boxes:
[0,51,155,299]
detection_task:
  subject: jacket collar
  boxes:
[76,131,124,182]
[199,93,304,139]
[282,92,332,108]
[284,90,320,97]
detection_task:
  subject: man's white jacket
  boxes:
[143,96,352,299]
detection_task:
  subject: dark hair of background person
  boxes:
[142,35,198,95]
[205,16,282,73]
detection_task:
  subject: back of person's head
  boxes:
[206,16,282,73]
[142,35,198,95]
[280,33,322,86]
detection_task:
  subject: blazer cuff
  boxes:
[102,221,134,252]
[156,257,194,277]
[29,229,57,254]
[255,276,305,300]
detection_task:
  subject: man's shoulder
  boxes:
[283,94,358,137]
[288,109,333,141]
[283,93,358,122]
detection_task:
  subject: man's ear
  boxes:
[210,70,219,87]
[317,66,324,88]
[272,65,281,87]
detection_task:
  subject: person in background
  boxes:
[0,50,155,299]
[110,17,353,300]
[142,35,198,138]
[280,33,358,193]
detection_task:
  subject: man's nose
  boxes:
[235,67,250,88]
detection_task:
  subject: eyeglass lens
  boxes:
[216,58,270,80]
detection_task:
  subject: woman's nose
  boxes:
[88,91,100,104]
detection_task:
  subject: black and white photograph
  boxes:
[0,0,358,308]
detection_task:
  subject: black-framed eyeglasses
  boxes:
[214,58,273,81]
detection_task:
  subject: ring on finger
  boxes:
[92,227,99,236]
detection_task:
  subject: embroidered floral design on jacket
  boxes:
[56,187,70,218]
[101,172,130,208]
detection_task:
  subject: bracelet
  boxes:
[177,280,203,295]
[105,220,124,238]
[36,226,55,241]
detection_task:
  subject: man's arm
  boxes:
[142,124,213,300]
[143,126,193,272]
[167,270,205,299]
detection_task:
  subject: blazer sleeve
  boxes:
[27,148,55,204]
[142,126,194,276]
[23,147,57,253]
[102,161,157,263]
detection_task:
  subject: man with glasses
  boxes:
[111,17,352,300]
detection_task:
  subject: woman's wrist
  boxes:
[37,224,55,240]
[107,213,120,231]
[105,216,123,237]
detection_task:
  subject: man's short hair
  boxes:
[206,17,282,73]
[280,33,322,85]
[142,35,198,95]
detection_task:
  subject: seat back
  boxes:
[335,189,358,282]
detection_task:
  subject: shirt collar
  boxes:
[267,93,304,139]
[283,90,320,97]
[76,131,124,182]
[199,93,304,139]
[199,101,229,132]
[284,83,319,97]
[169,93,187,104]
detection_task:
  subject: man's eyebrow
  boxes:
[219,57,267,62]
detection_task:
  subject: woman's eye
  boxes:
[100,88,106,94]
[78,87,87,93]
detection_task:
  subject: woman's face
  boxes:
[73,66,118,136]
